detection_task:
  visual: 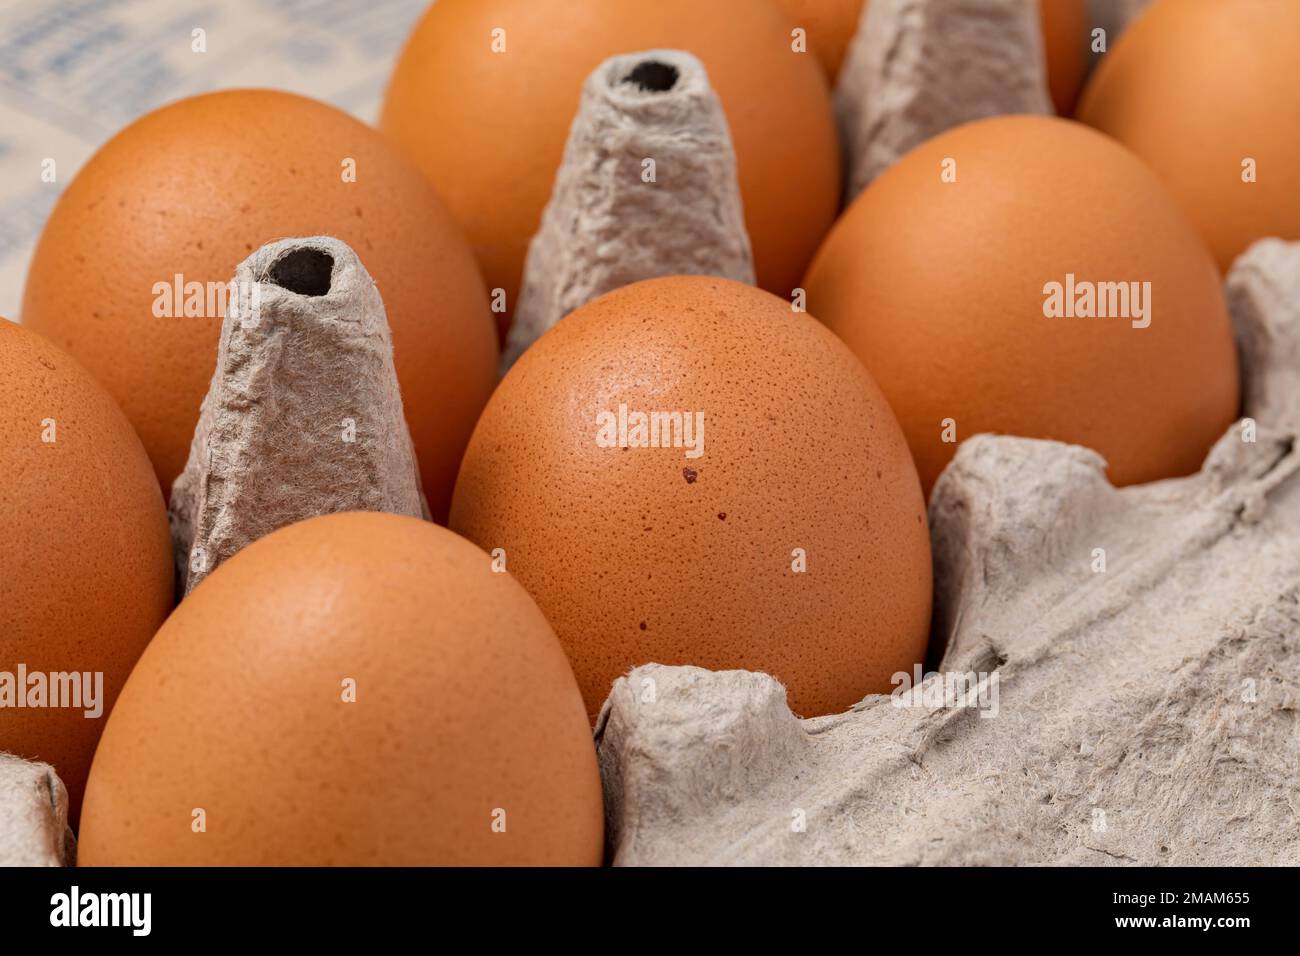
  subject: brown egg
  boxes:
[771,0,1086,114]
[450,277,932,721]
[1038,0,1087,116]
[379,0,841,336]
[804,115,1239,496]
[1078,0,1300,271]
[0,319,172,821]
[22,90,498,520]
[771,0,864,79]
[77,512,602,866]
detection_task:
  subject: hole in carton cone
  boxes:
[622,61,679,93]
[268,247,334,296]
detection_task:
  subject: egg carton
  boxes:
[0,0,1261,867]
[505,48,754,370]
[170,235,428,594]
[0,754,74,866]
[837,0,1054,196]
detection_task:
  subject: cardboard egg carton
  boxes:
[836,0,1054,198]
[169,235,428,594]
[0,0,1255,869]
[505,48,754,370]
[836,0,1151,197]
[0,753,75,866]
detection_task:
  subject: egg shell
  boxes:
[77,512,603,866]
[1038,0,1087,116]
[450,276,932,721]
[379,0,841,336]
[771,0,865,80]
[1078,0,1300,271]
[0,318,172,821]
[21,90,498,521]
[803,115,1240,496]
[771,0,1086,113]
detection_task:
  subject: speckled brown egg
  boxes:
[803,115,1240,496]
[77,512,602,866]
[22,90,498,520]
[772,0,1086,113]
[0,318,172,821]
[380,0,841,336]
[449,277,932,721]
[1078,0,1300,271]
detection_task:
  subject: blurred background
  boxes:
[0,0,429,318]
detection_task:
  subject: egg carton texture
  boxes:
[0,754,75,866]
[504,48,755,370]
[170,236,429,595]
[595,238,1300,866]
[836,0,1054,198]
